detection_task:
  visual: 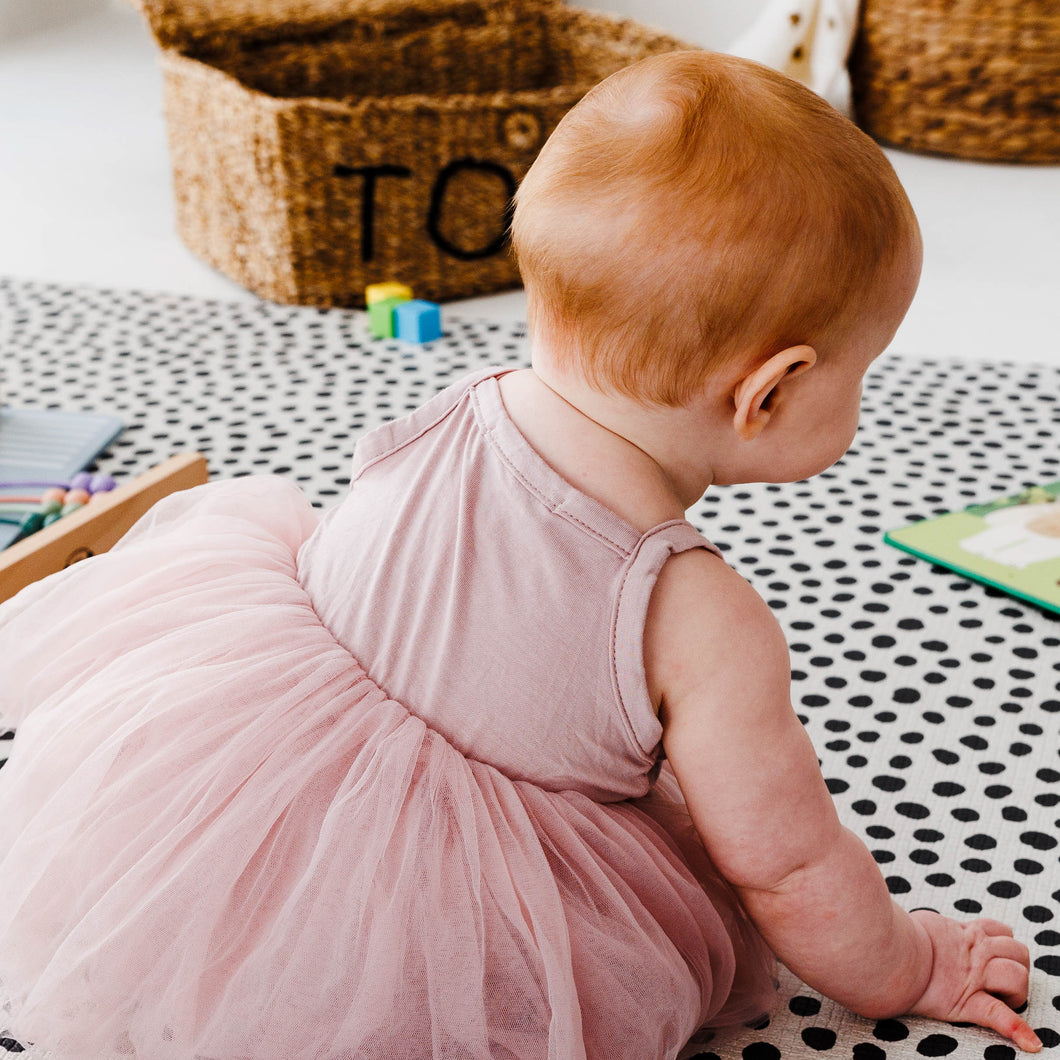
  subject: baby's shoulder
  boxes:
[649,547,778,635]
[644,547,789,712]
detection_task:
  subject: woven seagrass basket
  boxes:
[132,0,691,308]
[849,0,1060,163]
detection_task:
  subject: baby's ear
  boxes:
[732,345,816,441]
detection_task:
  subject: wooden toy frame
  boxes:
[0,452,209,604]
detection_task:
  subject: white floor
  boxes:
[0,3,1058,366]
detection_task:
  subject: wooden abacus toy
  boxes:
[0,452,209,604]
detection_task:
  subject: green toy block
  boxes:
[367,296,406,339]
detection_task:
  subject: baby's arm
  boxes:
[645,550,1040,1051]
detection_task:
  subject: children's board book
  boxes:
[884,482,1060,615]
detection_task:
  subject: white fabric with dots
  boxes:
[728,0,859,115]
[0,278,1057,1060]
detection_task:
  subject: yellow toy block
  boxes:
[365,282,413,306]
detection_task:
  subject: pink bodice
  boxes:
[297,369,718,802]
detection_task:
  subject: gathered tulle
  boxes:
[0,478,775,1059]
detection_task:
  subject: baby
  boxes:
[0,50,1038,1060]
[506,49,1038,1052]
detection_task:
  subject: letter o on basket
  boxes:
[427,159,518,261]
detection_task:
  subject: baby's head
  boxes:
[512,51,920,407]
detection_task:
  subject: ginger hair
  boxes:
[511,51,920,406]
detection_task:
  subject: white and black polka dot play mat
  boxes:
[0,277,1058,1059]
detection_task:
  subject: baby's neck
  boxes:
[497,368,705,531]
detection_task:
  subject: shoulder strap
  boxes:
[610,520,721,757]
[649,519,721,558]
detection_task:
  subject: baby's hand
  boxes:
[909,909,1041,1052]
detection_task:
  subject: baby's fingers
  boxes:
[977,918,1017,939]
[985,956,1032,1010]
[984,932,1031,970]
[963,992,1041,1053]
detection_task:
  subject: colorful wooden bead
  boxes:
[20,511,45,535]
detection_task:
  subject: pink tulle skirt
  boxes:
[0,478,776,1060]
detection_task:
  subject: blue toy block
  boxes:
[394,300,442,343]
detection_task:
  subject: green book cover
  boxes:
[884,482,1060,615]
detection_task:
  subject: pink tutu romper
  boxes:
[0,368,776,1060]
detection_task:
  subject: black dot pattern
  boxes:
[0,279,527,507]
[1,279,1059,1058]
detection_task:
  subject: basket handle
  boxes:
[135,0,560,54]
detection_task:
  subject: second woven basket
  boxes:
[850,0,1060,164]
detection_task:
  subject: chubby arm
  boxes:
[645,550,1039,1050]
